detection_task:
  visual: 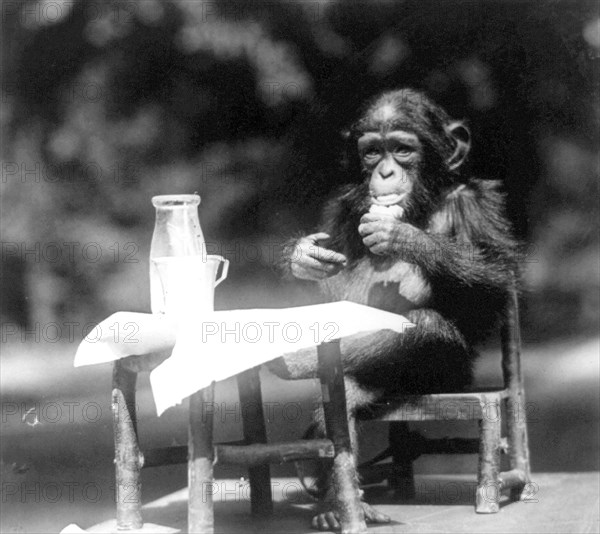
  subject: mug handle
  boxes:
[215,257,229,286]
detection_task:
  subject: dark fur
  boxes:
[273,178,517,389]
[269,88,519,508]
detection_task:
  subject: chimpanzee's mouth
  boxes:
[371,193,405,206]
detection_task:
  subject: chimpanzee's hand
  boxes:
[358,212,422,257]
[290,232,347,281]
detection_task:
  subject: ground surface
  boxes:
[84,473,600,534]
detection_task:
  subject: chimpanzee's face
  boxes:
[357,129,422,207]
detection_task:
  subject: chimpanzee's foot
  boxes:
[311,502,390,531]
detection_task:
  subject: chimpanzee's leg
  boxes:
[267,308,474,393]
[295,376,390,531]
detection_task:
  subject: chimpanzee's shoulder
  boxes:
[434,178,517,250]
[442,178,510,218]
[445,178,506,203]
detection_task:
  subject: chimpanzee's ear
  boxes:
[341,128,352,141]
[446,121,471,171]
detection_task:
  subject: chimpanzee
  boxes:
[268,88,518,531]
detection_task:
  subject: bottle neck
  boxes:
[152,205,205,257]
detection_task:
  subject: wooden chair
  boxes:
[357,287,531,513]
[238,287,531,514]
[111,340,366,533]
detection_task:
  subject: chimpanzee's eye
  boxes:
[362,146,381,159]
[393,145,413,156]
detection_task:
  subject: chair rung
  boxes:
[142,438,335,469]
[362,437,479,473]
[419,437,480,455]
[216,439,335,467]
[362,391,506,422]
[141,440,248,468]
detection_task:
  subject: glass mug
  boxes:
[152,255,229,320]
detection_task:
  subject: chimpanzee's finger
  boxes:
[362,502,391,523]
[358,222,379,237]
[360,212,384,224]
[324,512,341,530]
[306,246,347,264]
[293,255,342,275]
[368,243,388,255]
[361,232,385,249]
[361,212,403,226]
[307,232,331,243]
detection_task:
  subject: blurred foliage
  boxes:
[1,0,598,338]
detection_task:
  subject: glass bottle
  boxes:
[149,194,205,314]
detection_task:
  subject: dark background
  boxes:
[1,1,598,532]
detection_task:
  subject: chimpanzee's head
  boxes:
[347,89,471,221]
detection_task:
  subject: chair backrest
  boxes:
[500,286,523,394]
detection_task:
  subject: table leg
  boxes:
[237,368,273,516]
[188,382,216,534]
[112,361,143,530]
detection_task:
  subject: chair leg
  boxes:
[237,368,273,517]
[112,361,143,530]
[501,287,531,502]
[476,399,502,514]
[188,383,215,534]
[318,341,366,534]
[505,393,531,501]
[388,422,416,500]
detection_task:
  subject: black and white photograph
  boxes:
[1,1,599,533]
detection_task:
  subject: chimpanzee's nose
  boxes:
[378,161,394,179]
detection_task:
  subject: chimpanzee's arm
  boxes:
[366,179,518,291]
[277,183,367,278]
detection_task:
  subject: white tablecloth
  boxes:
[74,301,413,415]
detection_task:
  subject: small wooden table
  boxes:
[112,340,366,533]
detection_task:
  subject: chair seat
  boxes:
[358,388,509,422]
